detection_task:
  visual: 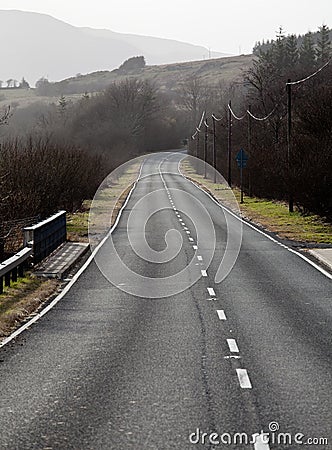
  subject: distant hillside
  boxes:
[0,10,227,86]
[37,54,254,96]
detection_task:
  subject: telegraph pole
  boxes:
[204,115,208,178]
[212,114,217,183]
[287,79,294,213]
[247,104,252,196]
[227,101,232,186]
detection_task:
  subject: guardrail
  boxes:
[0,247,32,294]
[24,211,67,264]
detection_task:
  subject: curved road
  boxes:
[0,152,331,449]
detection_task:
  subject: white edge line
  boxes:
[0,161,146,349]
[177,157,332,280]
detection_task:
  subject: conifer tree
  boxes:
[273,26,287,71]
[316,24,331,64]
[285,34,299,67]
[299,32,316,68]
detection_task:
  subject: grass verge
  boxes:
[181,159,332,244]
[67,162,140,242]
[0,276,59,338]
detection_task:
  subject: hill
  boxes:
[0,55,254,111]
[36,54,254,96]
[0,10,227,86]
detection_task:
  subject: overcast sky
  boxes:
[1,0,331,54]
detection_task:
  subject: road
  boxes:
[0,151,331,449]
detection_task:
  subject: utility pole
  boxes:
[204,115,208,178]
[227,101,232,186]
[196,131,200,159]
[287,79,294,213]
[247,104,252,196]
[212,114,217,183]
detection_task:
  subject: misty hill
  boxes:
[0,55,254,111]
[0,10,227,86]
[41,55,254,96]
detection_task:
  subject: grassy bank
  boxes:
[0,276,59,337]
[181,159,332,244]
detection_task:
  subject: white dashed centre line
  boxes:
[186,231,190,234]
[227,339,239,353]
[253,433,271,450]
[217,310,227,320]
[207,287,215,296]
[236,369,252,389]
[197,256,203,261]
[193,245,198,250]
[189,237,194,242]
[201,270,207,277]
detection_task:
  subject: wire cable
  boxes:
[246,106,276,121]
[286,59,331,85]
[212,113,222,121]
[196,111,205,132]
[228,103,246,120]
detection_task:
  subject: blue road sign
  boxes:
[236,149,249,168]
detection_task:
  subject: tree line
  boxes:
[188,25,332,219]
[0,78,187,230]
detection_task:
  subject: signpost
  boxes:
[236,149,249,204]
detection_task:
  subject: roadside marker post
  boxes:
[236,149,249,204]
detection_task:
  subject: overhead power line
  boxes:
[228,103,246,121]
[246,107,276,121]
[212,114,222,121]
[286,59,331,86]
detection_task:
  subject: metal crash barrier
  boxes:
[24,211,67,264]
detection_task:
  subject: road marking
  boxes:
[201,270,207,277]
[217,310,227,320]
[183,226,188,230]
[193,245,198,250]
[197,256,203,261]
[186,230,190,234]
[189,237,194,242]
[227,338,239,353]
[253,432,271,450]
[207,287,215,296]
[236,369,252,389]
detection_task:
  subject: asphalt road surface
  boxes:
[0,152,331,449]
